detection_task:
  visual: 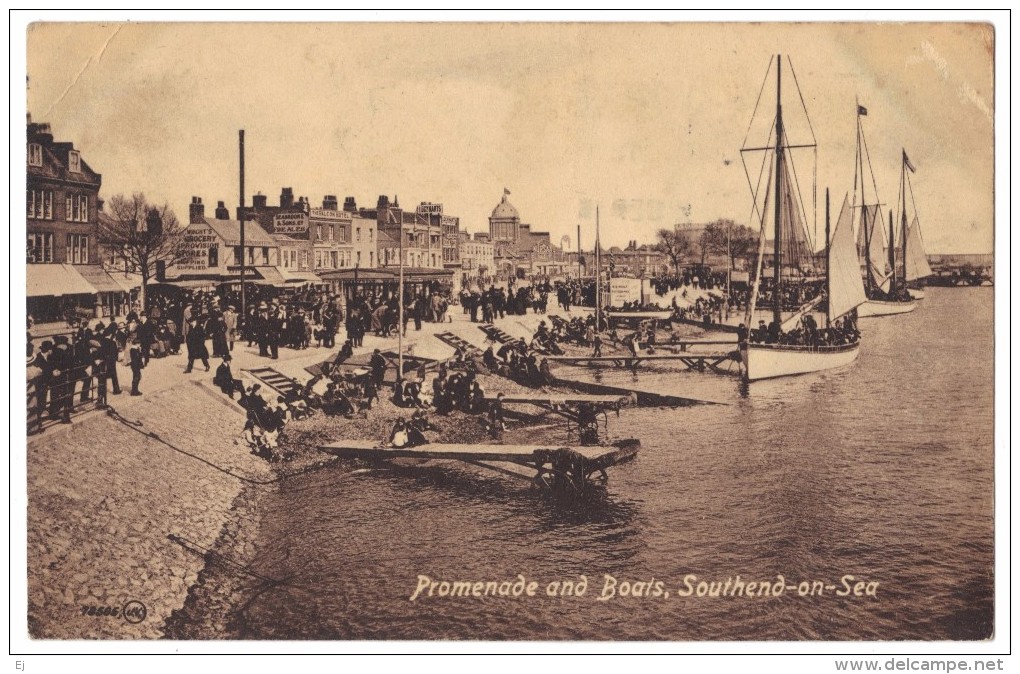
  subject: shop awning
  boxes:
[27,264,98,297]
[253,266,288,286]
[76,265,125,293]
[283,270,323,284]
[108,272,143,292]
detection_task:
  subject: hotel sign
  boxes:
[309,208,352,223]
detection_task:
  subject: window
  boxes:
[27,189,54,220]
[357,251,362,266]
[247,247,256,265]
[329,224,335,241]
[301,251,309,269]
[66,234,89,264]
[317,224,323,241]
[261,247,269,265]
[28,143,42,167]
[208,246,218,268]
[27,232,54,263]
[337,226,346,243]
[233,246,243,265]
[369,251,374,266]
[330,251,338,269]
[356,227,361,242]
[369,228,374,242]
[68,150,81,173]
[315,251,323,269]
[65,194,89,222]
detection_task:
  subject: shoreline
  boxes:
[26,304,692,639]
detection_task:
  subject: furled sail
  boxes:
[772,153,815,275]
[857,204,887,287]
[829,195,868,320]
[904,216,933,280]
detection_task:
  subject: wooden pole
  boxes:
[825,188,831,328]
[239,129,246,320]
[772,55,784,326]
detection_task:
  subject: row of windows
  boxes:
[312,224,377,243]
[26,189,90,222]
[312,250,374,269]
[27,144,81,172]
[26,233,89,264]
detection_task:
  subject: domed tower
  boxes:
[489,190,520,242]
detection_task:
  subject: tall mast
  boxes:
[857,112,872,294]
[888,209,896,295]
[398,207,404,377]
[595,205,602,329]
[825,188,831,328]
[901,149,909,288]
[772,55,784,326]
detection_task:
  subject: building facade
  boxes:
[26,118,142,322]
[458,231,495,288]
[27,119,102,266]
[487,191,565,277]
[174,197,280,282]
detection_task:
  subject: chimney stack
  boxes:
[280,187,294,208]
[215,200,230,220]
[377,194,390,209]
[343,196,358,213]
[253,193,267,209]
[323,195,338,210]
[189,196,205,224]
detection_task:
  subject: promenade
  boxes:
[26,303,591,638]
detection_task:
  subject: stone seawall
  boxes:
[27,383,274,639]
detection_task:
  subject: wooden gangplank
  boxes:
[243,367,303,397]
[319,439,640,494]
[435,331,483,356]
[484,394,627,406]
[543,351,738,373]
[479,324,516,345]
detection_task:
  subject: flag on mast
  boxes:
[504,187,511,196]
[857,105,868,116]
[903,150,917,173]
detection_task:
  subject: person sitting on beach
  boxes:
[213,355,244,399]
[466,381,486,414]
[409,409,437,436]
[389,418,426,448]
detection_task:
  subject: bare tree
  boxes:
[655,227,692,273]
[700,219,759,270]
[99,193,188,310]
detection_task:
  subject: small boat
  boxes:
[853,107,919,317]
[738,55,865,382]
[858,297,918,317]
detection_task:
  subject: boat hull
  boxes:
[741,342,861,381]
[858,298,918,317]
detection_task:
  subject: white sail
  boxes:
[829,196,868,320]
[905,215,933,280]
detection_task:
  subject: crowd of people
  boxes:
[460,282,552,322]
[741,310,861,348]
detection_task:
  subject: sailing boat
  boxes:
[852,105,918,317]
[739,55,866,381]
[898,148,934,299]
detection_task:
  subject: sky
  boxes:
[25,20,995,254]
